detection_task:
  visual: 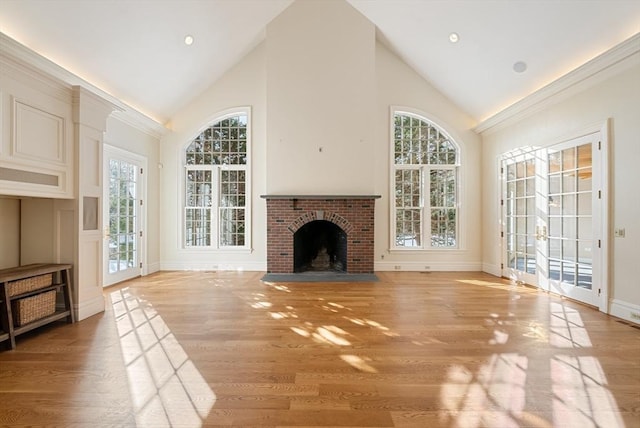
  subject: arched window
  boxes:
[392,110,459,249]
[184,110,250,248]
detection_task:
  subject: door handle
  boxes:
[535,225,547,241]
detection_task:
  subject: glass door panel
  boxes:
[104,148,143,286]
[109,159,137,274]
[547,143,593,292]
[503,155,537,285]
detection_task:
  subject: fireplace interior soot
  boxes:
[294,220,347,273]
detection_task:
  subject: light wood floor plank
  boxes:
[1,271,638,427]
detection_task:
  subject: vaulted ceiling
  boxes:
[1,0,638,126]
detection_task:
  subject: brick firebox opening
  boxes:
[261,195,381,274]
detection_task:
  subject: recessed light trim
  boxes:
[513,61,527,73]
[449,32,459,43]
[184,35,194,46]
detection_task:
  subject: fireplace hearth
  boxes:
[261,195,380,276]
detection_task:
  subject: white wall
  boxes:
[0,197,20,269]
[158,0,483,273]
[20,198,54,264]
[105,117,162,273]
[481,55,640,321]
[160,43,268,271]
[265,0,376,195]
[373,43,483,271]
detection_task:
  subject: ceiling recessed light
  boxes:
[513,61,527,73]
[184,35,194,46]
[449,32,459,43]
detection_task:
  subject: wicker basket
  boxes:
[12,290,56,326]
[7,274,53,297]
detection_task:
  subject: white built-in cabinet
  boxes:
[1,37,118,321]
[0,55,74,198]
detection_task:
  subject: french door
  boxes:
[502,131,605,309]
[103,146,145,286]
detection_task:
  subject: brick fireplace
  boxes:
[261,195,380,274]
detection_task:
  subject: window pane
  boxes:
[526,256,536,274]
[186,114,248,165]
[562,172,576,193]
[548,151,561,173]
[549,238,561,259]
[525,178,535,196]
[431,208,456,247]
[516,198,525,216]
[578,240,592,266]
[578,217,592,240]
[577,263,592,289]
[562,217,576,239]
[562,262,576,285]
[578,168,592,191]
[563,239,576,262]
[577,193,591,215]
[220,208,245,246]
[562,194,576,215]
[526,197,535,218]
[577,144,592,168]
[185,208,211,246]
[549,174,561,194]
[219,169,246,246]
[562,148,576,170]
[185,170,212,246]
[396,208,421,247]
[430,169,456,208]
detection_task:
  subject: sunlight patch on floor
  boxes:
[439,300,625,428]
[110,288,216,427]
[549,302,592,348]
[440,353,528,427]
[551,355,624,428]
[456,279,513,290]
[340,354,378,373]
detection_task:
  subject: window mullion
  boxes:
[422,166,428,249]
[212,166,220,249]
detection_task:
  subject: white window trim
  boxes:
[181,107,252,251]
[389,106,464,251]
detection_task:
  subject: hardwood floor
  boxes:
[1,271,638,427]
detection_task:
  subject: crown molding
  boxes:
[0,32,169,139]
[475,32,640,135]
[110,110,170,139]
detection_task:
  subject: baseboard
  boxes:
[374,261,482,271]
[482,263,502,277]
[609,299,640,325]
[144,262,161,275]
[160,261,267,272]
[163,260,482,273]
[75,295,105,321]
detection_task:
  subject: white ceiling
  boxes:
[1,0,639,125]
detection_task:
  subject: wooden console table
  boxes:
[0,263,75,350]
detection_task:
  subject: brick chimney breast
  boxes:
[261,195,380,274]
